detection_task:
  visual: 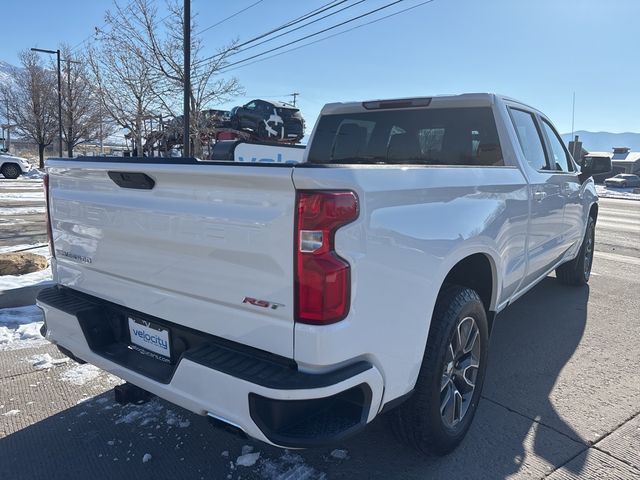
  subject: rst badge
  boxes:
[242,297,285,310]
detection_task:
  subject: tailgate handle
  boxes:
[107,171,155,190]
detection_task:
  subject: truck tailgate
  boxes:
[47,159,296,358]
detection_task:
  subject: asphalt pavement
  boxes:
[1,177,639,479]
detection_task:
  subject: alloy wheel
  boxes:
[583,221,595,280]
[440,316,481,428]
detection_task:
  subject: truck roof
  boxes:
[320,93,539,116]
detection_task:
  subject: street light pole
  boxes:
[183,0,191,157]
[31,47,63,157]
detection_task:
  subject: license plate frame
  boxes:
[128,316,171,361]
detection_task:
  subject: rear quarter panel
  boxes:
[292,165,529,404]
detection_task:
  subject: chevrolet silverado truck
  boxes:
[37,94,610,455]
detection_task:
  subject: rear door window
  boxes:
[307,107,503,166]
[508,108,549,171]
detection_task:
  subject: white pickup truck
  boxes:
[37,94,610,455]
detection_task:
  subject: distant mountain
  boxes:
[561,131,640,153]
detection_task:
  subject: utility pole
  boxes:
[290,92,300,107]
[183,0,191,157]
[56,50,62,157]
[31,47,63,157]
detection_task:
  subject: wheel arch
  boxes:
[439,252,498,314]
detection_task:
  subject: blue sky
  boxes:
[3,0,639,134]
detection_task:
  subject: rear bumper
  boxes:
[36,286,383,447]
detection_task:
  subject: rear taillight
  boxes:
[295,191,359,325]
[43,174,55,258]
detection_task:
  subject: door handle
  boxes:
[561,182,573,195]
[534,190,547,202]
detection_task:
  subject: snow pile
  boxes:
[2,409,21,416]
[596,184,640,200]
[23,169,45,179]
[0,244,52,290]
[60,364,102,385]
[115,399,192,429]
[259,450,327,479]
[29,353,69,369]
[0,305,46,351]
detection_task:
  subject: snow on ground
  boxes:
[0,192,45,201]
[596,184,640,200]
[0,206,46,215]
[23,169,45,179]
[259,450,328,479]
[2,409,21,416]
[60,364,102,386]
[236,451,261,467]
[0,266,52,290]
[0,305,46,351]
[29,353,69,369]
[0,180,43,186]
[114,399,192,429]
[0,244,52,290]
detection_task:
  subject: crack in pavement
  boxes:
[481,395,587,446]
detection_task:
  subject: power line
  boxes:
[217,0,436,75]
[224,0,368,58]
[197,0,406,72]
[197,0,265,35]
[193,0,351,68]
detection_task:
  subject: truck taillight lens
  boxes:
[43,174,55,258]
[295,191,358,325]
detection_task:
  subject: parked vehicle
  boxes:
[604,173,640,188]
[37,93,610,456]
[0,152,32,179]
[230,99,305,142]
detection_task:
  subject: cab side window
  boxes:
[509,108,549,171]
[541,120,574,172]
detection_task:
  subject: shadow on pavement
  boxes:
[1,277,590,479]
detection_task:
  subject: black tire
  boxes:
[556,215,596,286]
[257,121,269,139]
[1,163,21,179]
[388,285,489,456]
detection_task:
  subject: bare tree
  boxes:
[2,50,58,167]
[104,0,243,157]
[59,46,113,157]
[87,41,156,155]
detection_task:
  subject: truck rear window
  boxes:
[307,107,503,166]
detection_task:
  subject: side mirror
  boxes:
[580,156,612,178]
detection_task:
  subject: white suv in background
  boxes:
[0,152,32,178]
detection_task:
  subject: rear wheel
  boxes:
[556,215,596,285]
[1,163,21,179]
[389,285,489,456]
